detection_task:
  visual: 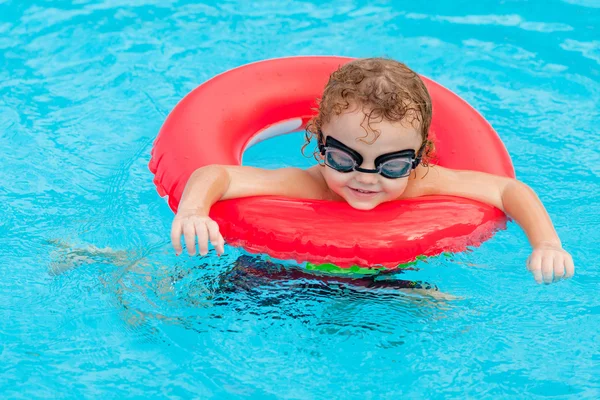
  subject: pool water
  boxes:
[1,0,599,398]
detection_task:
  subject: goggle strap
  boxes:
[412,142,427,169]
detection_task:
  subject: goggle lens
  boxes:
[324,149,356,172]
[379,158,413,178]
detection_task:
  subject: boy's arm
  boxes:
[179,165,326,211]
[406,166,574,284]
[172,165,326,256]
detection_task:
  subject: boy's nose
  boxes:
[355,170,379,185]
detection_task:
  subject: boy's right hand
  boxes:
[170,210,225,256]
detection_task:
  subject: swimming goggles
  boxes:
[318,135,422,179]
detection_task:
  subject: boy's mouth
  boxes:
[349,187,380,196]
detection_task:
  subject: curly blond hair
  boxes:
[304,58,435,165]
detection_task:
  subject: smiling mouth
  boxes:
[349,187,379,195]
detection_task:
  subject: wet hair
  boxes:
[303,58,435,166]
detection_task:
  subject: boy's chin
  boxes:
[345,198,382,211]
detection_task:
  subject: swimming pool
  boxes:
[1,0,599,398]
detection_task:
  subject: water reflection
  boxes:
[47,241,460,341]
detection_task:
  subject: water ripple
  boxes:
[405,12,574,33]
[561,39,600,64]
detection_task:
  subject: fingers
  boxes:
[171,215,225,256]
[206,220,225,255]
[527,252,543,284]
[541,255,554,284]
[553,255,565,282]
[565,254,575,279]
[171,219,184,255]
[183,220,198,256]
[527,248,575,285]
[194,219,209,256]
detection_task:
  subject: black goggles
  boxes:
[318,135,422,179]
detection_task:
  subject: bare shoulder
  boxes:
[401,164,513,209]
[222,164,330,200]
[400,164,447,198]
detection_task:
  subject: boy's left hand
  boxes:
[526,243,575,284]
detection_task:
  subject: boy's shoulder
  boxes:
[401,164,511,211]
[401,164,448,199]
[305,166,338,200]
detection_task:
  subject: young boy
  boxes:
[171,58,574,285]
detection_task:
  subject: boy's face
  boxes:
[320,107,422,210]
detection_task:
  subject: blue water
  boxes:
[1,0,599,398]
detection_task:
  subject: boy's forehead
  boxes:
[326,108,422,149]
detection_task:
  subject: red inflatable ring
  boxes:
[149,56,515,269]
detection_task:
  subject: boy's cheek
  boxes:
[323,170,348,190]
[382,180,409,197]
